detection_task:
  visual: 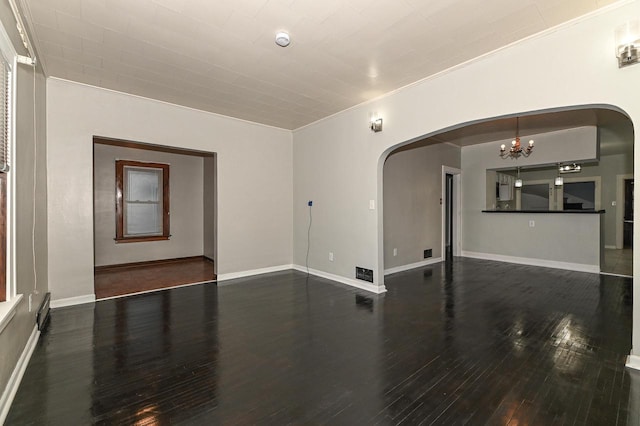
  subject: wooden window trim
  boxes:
[115,160,170,243]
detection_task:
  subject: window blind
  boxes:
[0,56,9,173]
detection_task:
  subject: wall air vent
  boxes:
[355,267,373,283]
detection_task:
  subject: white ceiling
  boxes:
[21,0,620,130]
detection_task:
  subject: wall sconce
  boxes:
[615,20,640,68]
[370,117,383,132]
[555,176,564,186]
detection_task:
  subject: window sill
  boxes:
[0,294,23,335]
[115,235,170,244]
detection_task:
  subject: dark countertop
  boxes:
[482,209,606,214]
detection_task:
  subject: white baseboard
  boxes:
[604,245,618,250]
[0,325,39,424]
[216,264,294,282]
[292,265,386,294]
[461,251,600,274]
[384,257,443,275]
[627,354,640,371]
[50,294,96,309]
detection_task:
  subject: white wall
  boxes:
[93,144,205,266]
[291,2,640,352]
[384,142,460,269]
[47,79,293,301]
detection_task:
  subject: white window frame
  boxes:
[0,16,21,334]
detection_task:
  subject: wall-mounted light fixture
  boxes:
[370,114,383,132]
[615,20,639,68]
[559,163,581,174]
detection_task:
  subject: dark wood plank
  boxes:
[7,258,637,424]
[94,256,215,299]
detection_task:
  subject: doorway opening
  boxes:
[442,166,461,262]
[92,137,217,299]
[603,173,634,277]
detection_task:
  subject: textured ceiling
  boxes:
[21,0,620,130]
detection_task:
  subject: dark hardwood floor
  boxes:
[94,256,216,299]
[8,258,639,425]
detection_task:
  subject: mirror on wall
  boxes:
[486,162,601,212]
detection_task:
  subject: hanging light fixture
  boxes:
[500,117,534,159]
[514,167,523,188]
[555,163,564,186]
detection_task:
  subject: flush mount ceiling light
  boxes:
[500,117,534,159]
[275,32,290,47]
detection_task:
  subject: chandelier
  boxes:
[500,117,534,159]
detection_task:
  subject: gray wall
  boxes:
[93,144,204,266]
[47,78,293,301]
[383,142,460,269]
[0,1,48,410]
[513,152,633,247]
[461,126,603,267]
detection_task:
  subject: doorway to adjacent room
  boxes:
[92,137,217,299]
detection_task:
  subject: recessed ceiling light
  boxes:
[275,32,290,47]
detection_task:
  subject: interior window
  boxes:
[521,183,551,211]
[563,181,595,210]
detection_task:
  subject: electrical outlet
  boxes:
[529,220,535,227]
[329,252,334,261]
[28,294,32,312]
[393,248,397,257]
[308,200,313,206]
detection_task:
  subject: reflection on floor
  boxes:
[602,248,633,277]
[94,256,216,299]
[8,258,638,424]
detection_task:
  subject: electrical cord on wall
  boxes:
[31,62,38,294]
[306,201,312,276]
